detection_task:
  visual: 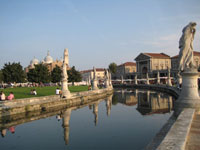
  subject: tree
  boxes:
[109,62,117,74]
[51,65,62,83]
[67,66,82,85]
[0,70,3,83]
[27,64,50,83]
[2,62,26,83]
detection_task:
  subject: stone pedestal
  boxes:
[157,72,160,84]
[167,69,172,86]
[167,77,172,86]
[62,78,71,98]
[105,79,110,88]
[146,73,149,85]
[92,79,98,90]
[175,68,200,108]
[134,74,138,85]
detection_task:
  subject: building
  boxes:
[134,53,171,78]
[115,62,136,79]
[81,68,105,82]
[171,51,200,76]
[25,51,66,73]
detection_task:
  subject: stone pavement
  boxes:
[185,111,200,150]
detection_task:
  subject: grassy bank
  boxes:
[1,86,88,99]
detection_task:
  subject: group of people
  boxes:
[0,91,15,101]
[30,89,37,95]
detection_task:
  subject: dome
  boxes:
[30,57,39,66]
[44,51,53,64]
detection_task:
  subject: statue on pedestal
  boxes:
[175,22,200,109]
[104,69,110,88]
[91,67,99,90]
[61,48,71,98]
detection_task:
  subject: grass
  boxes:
[1,85,88,99]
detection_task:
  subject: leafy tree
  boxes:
[51,65,62,83]
[0,70,3,83]
[2,62,26,83]
[27,64,50,83]
[109,62,117,74]
[67,66,82,85]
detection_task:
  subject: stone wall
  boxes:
[0,88,113,118]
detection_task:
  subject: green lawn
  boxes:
[1,85,88,99]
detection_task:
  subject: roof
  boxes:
[80,68,105,74]
[143,53,170,58]
[171,51,200,59]
[135,52,170,61]
[118,62,136,67]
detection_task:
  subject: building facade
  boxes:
[81,68,105,83]
[115,62,136,79]
[134,53,171,78]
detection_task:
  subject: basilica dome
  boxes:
[44,51,53,64]
[30,57,39,66]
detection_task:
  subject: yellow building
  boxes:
[115,62,136,79]
[134,53,171,78]
[171,51,200,76]
[81,68,105,82]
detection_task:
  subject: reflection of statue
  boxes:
[178,22,196,71]
[62,109,71,145]
[93,102,99,126]
[106,95,112,116]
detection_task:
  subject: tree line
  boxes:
[0,62,82,84]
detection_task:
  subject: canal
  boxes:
[0,89,175,150]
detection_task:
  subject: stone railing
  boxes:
[113,84,180,99]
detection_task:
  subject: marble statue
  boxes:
[91,67,98,90]
[61,49,71,98]
[178,22,196,71]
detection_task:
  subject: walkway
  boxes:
[185,111,200,150]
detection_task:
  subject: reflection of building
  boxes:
[115,62,136,79]
[135,53,171,78]
[114,89,138,106]
[137,91,173,115]
[81,68,105,82]
[25,51,65,73]
[171,51,200,76]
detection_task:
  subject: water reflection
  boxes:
[0,89,174,149]
[62,109,71,145]
[114,89,174,115]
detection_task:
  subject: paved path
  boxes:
[185,111,200,150]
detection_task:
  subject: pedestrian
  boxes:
[0,91,6,101]
[7,92,14,100]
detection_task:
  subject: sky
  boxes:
[0,0,200,71]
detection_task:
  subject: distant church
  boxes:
[25,51,68,73]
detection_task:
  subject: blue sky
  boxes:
[0,0,200,70]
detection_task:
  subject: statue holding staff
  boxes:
[178,22,196,71]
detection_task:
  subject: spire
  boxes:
[47,50,50,56]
